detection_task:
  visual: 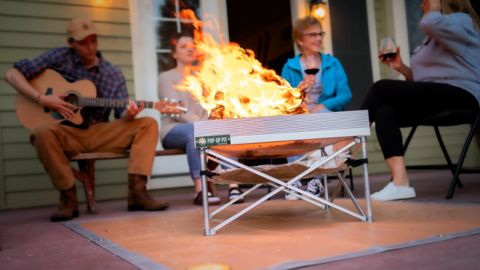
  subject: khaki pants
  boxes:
[30,117,158,190]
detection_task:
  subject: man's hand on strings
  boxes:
[124,100,144,120]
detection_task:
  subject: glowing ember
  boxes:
[176,9,307,119]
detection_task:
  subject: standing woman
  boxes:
[281,16,352,199]
[158,32,244,205]
[361,0,480,201]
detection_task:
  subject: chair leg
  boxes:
[348,167,354,191]
[434,126,462,188]
[339,169,353,197]
[446,114,480,199]
[476,126,480,150]
[340,172,345,197]
[403,126,418,152]
[73,160,97,214]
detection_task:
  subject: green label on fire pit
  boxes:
[195,135,231,147]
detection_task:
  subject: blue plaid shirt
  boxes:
[14,47,129,124]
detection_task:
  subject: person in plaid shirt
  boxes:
[5,18,168,222]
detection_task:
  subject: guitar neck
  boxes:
[77,97,155,109]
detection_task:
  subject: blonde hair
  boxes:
[292,16,323,51]
[441,0,480,31]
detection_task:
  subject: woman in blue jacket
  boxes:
[281,16,352,112]
[281,16,352,199]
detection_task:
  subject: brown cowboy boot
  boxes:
[50,186,79,222]
[127,174,169,211]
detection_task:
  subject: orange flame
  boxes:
[177,9,307,119]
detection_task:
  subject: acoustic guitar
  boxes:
[16,69,187,130]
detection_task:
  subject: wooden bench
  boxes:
[70,149,185,214]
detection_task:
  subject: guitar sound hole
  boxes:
[51,111,64,120]
[64,93,80,106]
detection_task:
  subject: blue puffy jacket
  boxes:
[281,53,352,111]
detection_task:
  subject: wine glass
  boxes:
[378,37,399,78]
[304,55,320,75]
[301,55,319,96]
[379,37,398,60]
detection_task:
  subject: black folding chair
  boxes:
[403,108,480,199]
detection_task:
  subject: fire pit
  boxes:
[171,10,372,236]
[194,110,373,236]
[194,110,369,157]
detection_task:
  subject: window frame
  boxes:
[153,0,203,71]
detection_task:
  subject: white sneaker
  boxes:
[370,182,416,201]
[306,177,324,196]
[285,181,302,200]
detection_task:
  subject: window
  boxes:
[153,0,201,72]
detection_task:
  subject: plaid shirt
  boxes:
[14,47,129,124]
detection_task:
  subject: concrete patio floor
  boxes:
[1,170,479,270]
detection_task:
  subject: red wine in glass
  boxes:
[379,52,397,60]
[304,68,320,75]
[379,37,397,61]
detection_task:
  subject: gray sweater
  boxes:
[411,11,480,105]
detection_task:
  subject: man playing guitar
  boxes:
[5,18,169,222]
